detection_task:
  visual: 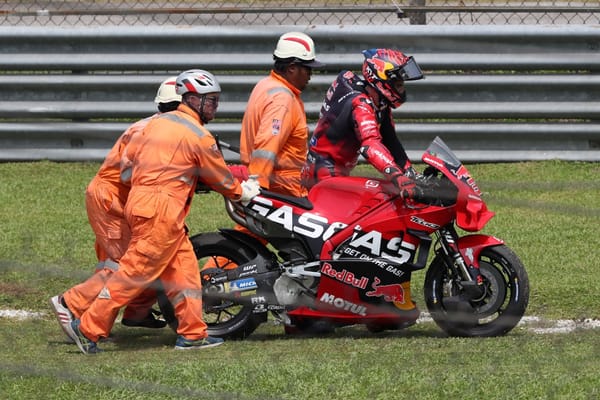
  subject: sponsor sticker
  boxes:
[226,278,258,292]
[366,277,405,304]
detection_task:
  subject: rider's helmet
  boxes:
[273,31,324,68]
[361,48,424,108]
[175,69,221,96]
[154,76,182,104]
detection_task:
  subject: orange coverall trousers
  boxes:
[79,187,206,342]
[62,176,157,320]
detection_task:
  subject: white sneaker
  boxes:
[49,295,76,343]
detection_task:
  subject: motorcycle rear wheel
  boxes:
[158,232,263,340]
[424,244,529,337]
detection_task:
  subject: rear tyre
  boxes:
[424,245,529,337]
[158,232,262,340]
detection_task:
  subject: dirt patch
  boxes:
[0,282,34,297]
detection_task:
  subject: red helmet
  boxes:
[362,48,423,108]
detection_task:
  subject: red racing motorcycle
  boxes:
[161,136,529,338]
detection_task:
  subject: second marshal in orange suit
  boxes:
[201,32,325,276]
[240,31,324,198]
[68,70,260,353]
[202,32,326,276]
[49,77,182,342]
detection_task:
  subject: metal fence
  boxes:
[1,1,600,26]
[1,24,599,162]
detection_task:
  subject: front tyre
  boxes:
[424,245,529,337]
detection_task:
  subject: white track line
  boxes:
[3,309,599,334]
[0,309,46,320]
[415,313,600,334]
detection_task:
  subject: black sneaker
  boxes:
[121,310,167,329]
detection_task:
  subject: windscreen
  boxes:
[424,136,461,169]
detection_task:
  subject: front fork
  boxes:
[435,226,485,299]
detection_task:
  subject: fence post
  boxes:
[409,0,427,25]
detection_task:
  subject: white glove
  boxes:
[239,175,260,205]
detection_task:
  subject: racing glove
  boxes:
[391,172,417,198]
[404,166,433,200]
[404,166,428,182]
[404,166,418,179]
[239,175,261,205]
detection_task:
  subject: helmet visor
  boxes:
[398,57,424,81]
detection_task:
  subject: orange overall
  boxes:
[224,70,312,254]
[63,115,159,320]
[240,71,309,198]
[79,104,242,342]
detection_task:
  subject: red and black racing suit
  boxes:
[301,70,412,189]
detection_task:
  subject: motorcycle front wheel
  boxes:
[158,232,263,340]
[424,244,529,337]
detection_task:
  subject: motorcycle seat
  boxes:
[260,189,314,210]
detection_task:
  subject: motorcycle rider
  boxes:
[240,31,324,197]
[300,48,425,319]
[68,70,261,353]
[301,48,424,192]
[50,77,182,341]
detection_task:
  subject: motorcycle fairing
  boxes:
[307,176,392,223]
[312,257,414,317]
[422,137,495,232]
[241,177,398,259]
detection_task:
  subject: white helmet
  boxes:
[273,31,324,68]
[175,69,221,96]
[154,76,182,104]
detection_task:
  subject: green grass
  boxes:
[1,160,599,399]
